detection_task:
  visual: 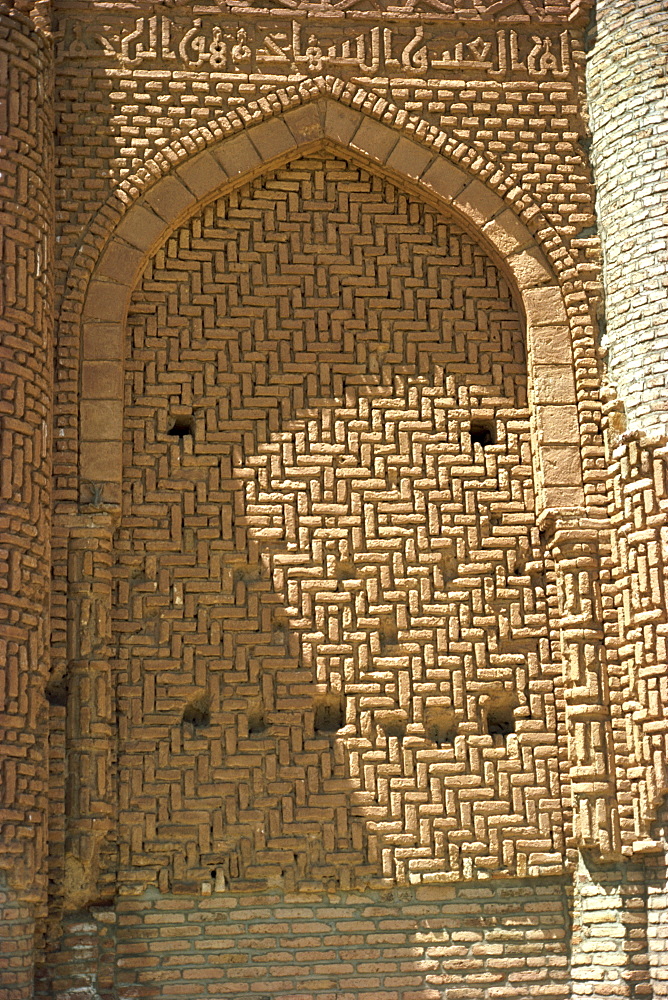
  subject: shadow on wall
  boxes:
[237,369,559,888]
[83,151,579,997]
[113,153,566,901]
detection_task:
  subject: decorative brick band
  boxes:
[79,95,585,515]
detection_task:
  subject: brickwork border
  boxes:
[77,87,586,517]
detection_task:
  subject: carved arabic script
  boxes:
[58,16,574,80]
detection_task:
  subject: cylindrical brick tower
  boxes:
[587,0,668,439]
[0,3,53,995]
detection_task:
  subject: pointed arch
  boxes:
[79,96,584,514]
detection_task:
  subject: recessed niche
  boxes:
[335,560,356,585]
[485,698,517,740]
[378,613,399,651]
[424,706,457,746]
[470,420,496,449]
[247,704,267,737]
[168,414,195,438]
[182,692,210,728]
[376,710,408,740]
[314,692,345,734]
[45,680,68,708]
[210,867,226,893]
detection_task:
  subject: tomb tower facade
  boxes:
[0,1,667,997]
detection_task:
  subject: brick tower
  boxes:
[0,2,53,995]
[0,0,667,997]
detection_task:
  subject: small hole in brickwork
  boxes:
[378,613,399,651]
[46,680,68,708]
[377,710,408,740]
[210,867,226,892]
[470,420,496,449]
[314,692,345,733]
[182,693,210,729]
[168,415,194,438]
[247,705,267,737]
[424,707,457,746]
[486,702,516,740]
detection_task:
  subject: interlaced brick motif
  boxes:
[118,154,566,894]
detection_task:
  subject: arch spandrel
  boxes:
[79,97,584,515]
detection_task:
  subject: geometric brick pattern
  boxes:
[0,9,53,996]
[0,1,663,994]
[79,97,583,518]
[605,430,668,849]
[118,155,567,892]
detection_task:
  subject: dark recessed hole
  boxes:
[335,560,356,585]
[168,415,194,438]
[46,680,68,708]
[377,710,407,740]
[424,707,457,746]
[247,705,267,737]
[441,546,458,582]
[182,693,210,728]
[470,421,496,449]
[486,705,515,739]
[314,693,345,734]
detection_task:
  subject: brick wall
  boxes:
[114,154,568,896]
[646,798,668,997]
[0,0,666,995]
[570,855,651,1000]
[602,424,668,850]
[0,5,53,995]
[587,0,668,438]
[109,879,571,1000]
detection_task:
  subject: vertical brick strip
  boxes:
[570,855,648,1000]
[646,801,668,997]
[606,431,668,849]
[0,5,54,997]
[548,516,621,859]
[64,518,115,914]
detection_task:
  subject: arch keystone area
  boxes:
[79,98,584,513]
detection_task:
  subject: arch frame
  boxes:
[79,95,585,516]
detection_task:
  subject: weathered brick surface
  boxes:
[50,0,598,518]
[570,854,653,1000]
[114,154,567,891]
[0,5,53,996]
[1,0,667,996]
[646,800,668,997]
[114,878,571,1000]
[600,424,668,852]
